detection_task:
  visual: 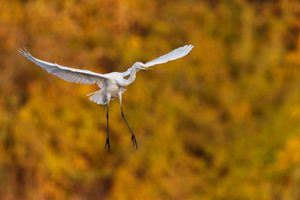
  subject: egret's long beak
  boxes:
[139,66,151,70]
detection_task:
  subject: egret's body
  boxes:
[19,45,194,151]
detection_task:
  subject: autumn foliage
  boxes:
[0,0,300,199]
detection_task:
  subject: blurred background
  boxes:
[0,0,300,199]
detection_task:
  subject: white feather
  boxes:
[18,48,110,85]
[143,44,194,67]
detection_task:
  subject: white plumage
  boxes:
[19,44,194,151]
[144,45,193,67]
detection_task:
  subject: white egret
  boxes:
[19,44,194,151]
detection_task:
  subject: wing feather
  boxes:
[143,44,194,67]
[18,48,110,85]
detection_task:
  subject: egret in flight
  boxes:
[19,44,194,151]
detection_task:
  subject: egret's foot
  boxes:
[131,134,138,149]
[105,138,110,152]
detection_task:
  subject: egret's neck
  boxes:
[121,68,138,86]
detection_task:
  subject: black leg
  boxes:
[121,106,138,149]
[105,105,110,152]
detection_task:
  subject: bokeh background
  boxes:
[0,0,300,199]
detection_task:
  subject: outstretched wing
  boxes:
[19,48,110,85]
[143,44,193,68]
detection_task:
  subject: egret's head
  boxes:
[132,62,147,72]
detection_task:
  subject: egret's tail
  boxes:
[87,90,109,105]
